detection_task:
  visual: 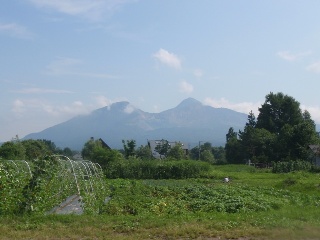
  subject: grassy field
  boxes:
[1,165,320,239]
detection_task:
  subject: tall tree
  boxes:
[190,146,200,160]
[167,143,185,160]
[0,141,25,160]
[256,92,303,134]
[226,127,237,142]
[225,128,244,163]
[81,138,122,168]
[136,144,152,160]
[122,139,136,159]
[212,146,226,164]
[235,92,320,163]
[154,139,171,159]
[21,139,51,160]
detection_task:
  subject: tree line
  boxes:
[80,138,226,170]
[225,92,320,164]
[1,92,318,168]
[0,139,74,160]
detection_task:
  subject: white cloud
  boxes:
[152,105,160,113]
[28,0,137,21]
[123,104,135,114]
[179,81,194,93]
[13,88,73,94]
[11,98,92,117]
[12,99,26,114]
[204,97,261,115]
[50,101,91,116]
[277,50,311,61]
[0,23,33,39]
[153,49,181,70]
[306,61,320,73]
[95,95,113,108]
[193,69,203,78]
[46,57,83,75]
[46,57,119,79]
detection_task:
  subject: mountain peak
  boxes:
[110,101,130,109]
[176,98,202,108]
[24,98,247,150]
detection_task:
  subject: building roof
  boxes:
[99,138,111,149]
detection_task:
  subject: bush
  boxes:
[272,160,312,173]
[105,159,211,179]
[310,165,320,173]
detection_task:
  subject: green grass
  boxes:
[1,164,320,239]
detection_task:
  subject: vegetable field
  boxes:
[1,163,320,239]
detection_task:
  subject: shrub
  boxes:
[272,160,312,173]
[105,159,211,179]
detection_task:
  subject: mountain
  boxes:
[24,98,248,150]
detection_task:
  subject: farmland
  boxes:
[1,163,320,239]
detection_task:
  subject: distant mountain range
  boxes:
[23,98,249,150]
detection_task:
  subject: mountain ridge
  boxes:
[24,98,248,150]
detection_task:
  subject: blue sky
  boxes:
[1,0,320,142]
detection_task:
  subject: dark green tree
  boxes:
[122,139,136,159]
[199,142,213,162]
[154,139,171,159]
[81,138,97,160]
[200,149,215,163]
[39,139,57,153]
[212,146,226,164]
[235,92,320,163]
[81,138,122,168]
[190,146,200,160]
[256,92,303,134]
[225,128,244,164]
[226,127,237,142]
[239,111,259,161]
[167,143,185,160]
[0,141,26,160]
[136,144,152,160]
[21,140,51,160]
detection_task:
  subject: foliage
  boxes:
[55,147,74,157]
[135,144,152,160]
[0,141,25,160]
[256,92,303,133]
[272,160,312,173]
[226,92,320,164]
[199,142,215,163]
[225,129,244,164]
[154,139,171,159]
[167,143,185,160]
[200,149,215,163]
[212,146,227,164]
[190,143,226,164]
[21,139,52,160]
[0,139,77,161]
[101,178,320,216]
[0,161,29,214]
[122,139,136,159]
[0,157,108,215]
[190,145,200,160]
[1,165,320,239]
[105,159,211,179]
[82,138,122,168]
